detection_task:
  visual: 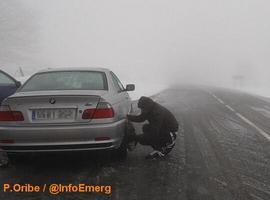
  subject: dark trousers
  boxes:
[136,124,172,151]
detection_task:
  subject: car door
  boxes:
[110,72,131,117]
[0,70,20,104]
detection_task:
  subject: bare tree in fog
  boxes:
[0,0,36,66]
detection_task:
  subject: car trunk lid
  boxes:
[2,90,107,125]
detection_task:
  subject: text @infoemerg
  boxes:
[2,183,112,195]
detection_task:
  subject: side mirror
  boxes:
[125,84,135,91]
[15,81,21,88]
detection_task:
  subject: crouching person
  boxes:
[127,96,179,159]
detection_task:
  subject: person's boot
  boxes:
[162,143,175,155]
[145,150,165,159]
[162,132,177,155]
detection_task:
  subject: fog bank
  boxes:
[1,0,270,97]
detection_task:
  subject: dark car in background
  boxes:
[0,70,21,104]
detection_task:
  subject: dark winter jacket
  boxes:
[127,96,179,138]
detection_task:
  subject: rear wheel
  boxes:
[113,142,127,160]
[112,120,135,160]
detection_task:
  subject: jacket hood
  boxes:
[138,96,155,113]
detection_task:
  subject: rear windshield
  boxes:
[20,71,108,91]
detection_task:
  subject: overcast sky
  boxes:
[1,0,270,89]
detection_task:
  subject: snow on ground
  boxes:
[240,87,270,99]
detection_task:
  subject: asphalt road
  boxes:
[0,86,270,200]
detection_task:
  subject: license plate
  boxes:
[32,109,76,121]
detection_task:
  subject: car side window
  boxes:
[110,72,125,92]
[0,71,15,85]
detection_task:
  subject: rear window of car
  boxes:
[20,71,108,91]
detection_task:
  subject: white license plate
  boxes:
[32,109,76,121]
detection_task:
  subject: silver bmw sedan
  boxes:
[0,68,135,158]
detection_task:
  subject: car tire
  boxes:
[113,142,127,160]
[112,120,135,160]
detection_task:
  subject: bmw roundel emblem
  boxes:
[49,98,56,104]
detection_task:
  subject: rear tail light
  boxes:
[92,107,114,119]
[82,109,95,119]
[0,106,24,121]
[82,101,114,119]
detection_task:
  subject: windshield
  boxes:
[20,71,108,92]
